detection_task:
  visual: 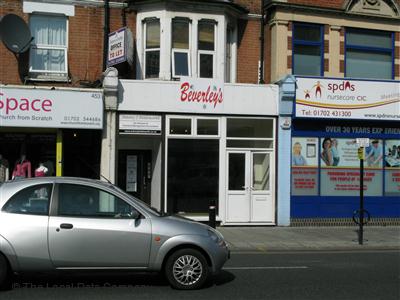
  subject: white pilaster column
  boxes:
[100,67,119,183]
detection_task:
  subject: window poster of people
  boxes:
[291,137,319,195]
[385,140,400,196]
[320,138,383,168]
[320,138,383,196]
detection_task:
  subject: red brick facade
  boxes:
[287,0,345,9]
[0,1,131,87]
[0,0,398,87]
[0,0,26,85]
[235,0,261,14]
[264,24,272,84]
[237,18,261,84]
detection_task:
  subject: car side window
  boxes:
[58,184,137,218]
[2,184,52,216]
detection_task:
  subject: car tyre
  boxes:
[165,248,209,290]
[0,254,10,290]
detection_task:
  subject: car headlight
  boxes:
[208,229,226,246]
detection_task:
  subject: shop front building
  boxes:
[116,79,279,225]
[0,85,103,181]
[286,77,400,224]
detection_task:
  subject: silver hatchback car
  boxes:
[0,177,229,290]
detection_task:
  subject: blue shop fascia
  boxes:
[277,76,400,225]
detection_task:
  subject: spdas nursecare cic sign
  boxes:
[295,77,400,121]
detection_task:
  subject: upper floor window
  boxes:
[292,23,324,76]
[144,18,160,79]
[138,12,229,81]
[172,18,190,78]
[198,20,216,78]
[345,28,393,79]
[29,14,68,80]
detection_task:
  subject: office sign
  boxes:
[108,27,127,66]
[119,114,162,135]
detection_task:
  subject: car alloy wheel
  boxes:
[173,254,203,286]
[165,249,209,290]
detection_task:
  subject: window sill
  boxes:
[27,74,70,83]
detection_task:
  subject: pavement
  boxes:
[217,226,400,252]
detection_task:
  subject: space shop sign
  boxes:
[0,86,103,129]
[295,77,400,121]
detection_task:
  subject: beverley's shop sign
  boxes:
[179,78,223,109]
[0,86,103,129]
[118,79,278,116]
[295,77,400,121]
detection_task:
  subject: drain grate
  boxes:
[290,218,400,227]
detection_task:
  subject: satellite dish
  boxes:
[0,14,33,54]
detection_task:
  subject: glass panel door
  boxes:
[250,152,274,223]
[228,153,246,191]
[252,153,270,191]
[226,151,250,222]
[226,151,275,224]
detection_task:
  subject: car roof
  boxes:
[0,177,157,217]
[0,177,116,199]
[2,176,111,186]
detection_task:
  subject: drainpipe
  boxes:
[103,0,110,71]
[259,0,265,84]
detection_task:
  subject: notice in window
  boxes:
[320,138,383,196]
[385,140,400,196]
[126,155,137,192]
[291,137,319,196]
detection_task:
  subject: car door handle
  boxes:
[60,223,73,229]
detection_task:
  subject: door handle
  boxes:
[60,223,73,229]
[241,186,249,190]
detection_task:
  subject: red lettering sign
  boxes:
[0,92,53,115]
[180,82,223,108]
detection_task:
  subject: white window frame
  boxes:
[225,26,233,83]
[167,116,194,137]
[28,14,68,81]
[172,49,191,78]
[198,51,215,79]
[197,21,216,79]
[171,18,191,79]
[226,117,276,151]
[137,11,233,81]
[167,115,220,138]
[195,116,220,137]
[143,18,161,79]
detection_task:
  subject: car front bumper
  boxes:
[210,241,230,274]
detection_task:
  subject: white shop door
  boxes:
[226,151,274,223]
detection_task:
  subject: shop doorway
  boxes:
[62,130,101,179]
[118,150,152,205]
[226,150,275,223]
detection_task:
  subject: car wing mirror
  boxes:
[131,210,141,220]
